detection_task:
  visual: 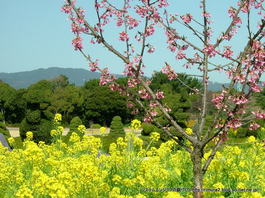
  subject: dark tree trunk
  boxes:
[191,146,203,198]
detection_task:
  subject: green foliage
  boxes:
[69,116,83,132]
[12,137,23,149]
[90,124,101,129]
[20,118,53,144]
[82,79,131,126]
[0,121,10,139]
[141,123,157,136]
[25,110,41,124]
[254,88,265,110]
[50,85,83,123]
[64,116,83,142]
[109,116,125,135]
[0,112,3,122]
[96,134,125,153]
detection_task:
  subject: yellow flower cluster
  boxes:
[0,120,264,198]
[77,124,86,133]
[54,113,62,123]
[150,132,160,142]
[131,119,141,130]
[185,128,193,135]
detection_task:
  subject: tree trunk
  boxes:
[191,146,203,198]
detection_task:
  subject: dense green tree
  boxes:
[4,89,27,124]
[49,75,70,90]
[0,81,16,123]
[82,79,131,126]
[20,80,54,143]
[50,85,83,123]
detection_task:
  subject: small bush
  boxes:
[69,116,83,132]
[90,124,101,129]
[96,134,125,153]
[25,110,41,124]
[109,116,125,135]
[20,118,53,144]
[141,123,156,136]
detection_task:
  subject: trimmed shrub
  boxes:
[69,116,83,132]
[64,116,83,143]
[141,123,156,136]
[20,118,53,144]
[90,124,101,129]
[109,116,125,135]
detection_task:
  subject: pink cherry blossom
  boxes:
[203,44,217,57]
[72,37,83,50]
[119,32,129,41]
[89,61,98,72]
[249,123,260,130]
[156,91,165,99]
[252,111,265,119]
[161,64,177,80]
[181,14,192,23]
[222,46,234,59]
[145,25,155,36]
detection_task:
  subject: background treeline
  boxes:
[0,72,264,143]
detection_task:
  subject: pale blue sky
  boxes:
[0,0,263,83]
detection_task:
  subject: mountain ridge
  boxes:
[0,67,227,91]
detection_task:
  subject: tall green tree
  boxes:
[50,85,83,123]
[82,79,131,126]
[0,81,16,123]
[20,80,54,143]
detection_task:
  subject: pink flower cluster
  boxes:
[181,14,192,23]
[252,111,265,119]
[72,37,83,50]
[99,68,116,86]
[138,89,151,99]
[211,91,226,109]
[203,44,217,57]
[145,25,155,37]
[144,116,152,123]
[249,123,260,131]
[119,32,129,41]
[161,64,177,80]
[89,61,98,72]
[229,95,248,105]
[222,46,234,59]
[158,0,169,8]
[155,91,165,99]
[128,78,139,88]
[227,120,242,129]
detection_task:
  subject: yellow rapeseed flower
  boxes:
[185,128,193,135]
[131,119,141,130]
[8,137,15,146]
[77,125,86,133]
[213,182,224,189]
[247,136,256,143]
[100,127,106,135]
[150,132,160,142]
[26,131,33,140]
[54,113,62,123]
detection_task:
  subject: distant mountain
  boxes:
[0,67,103,89]
[0,67,229,91]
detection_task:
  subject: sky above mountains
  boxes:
[0,0,264,83]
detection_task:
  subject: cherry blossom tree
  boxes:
[61,0,264,197]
